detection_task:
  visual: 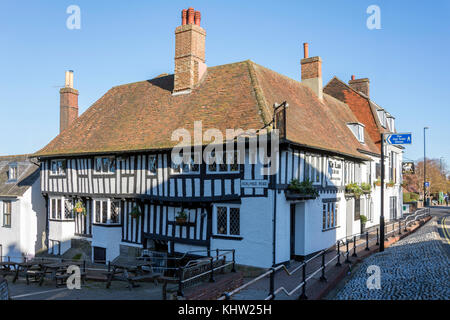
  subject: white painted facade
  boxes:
[0,177,46,262]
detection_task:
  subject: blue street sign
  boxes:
[386,133,412,145]
[424,182,430,188]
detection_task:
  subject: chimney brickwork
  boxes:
[174,7,206,93]
[60,70,79,133]
[301,43,323,100]
[348,77,370,97]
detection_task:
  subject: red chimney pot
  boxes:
[351,75,355,80]
[303,43,309,59]
[182,9,187,25]
[194,11,201,26]
[188,7,195,24]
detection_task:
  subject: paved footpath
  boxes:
[332,216,450,300]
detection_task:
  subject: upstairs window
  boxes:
[347,123,365,143]
[377,110,387,128]
[148,155,158,175]
[94,157,116,174]
[50,160,66,176]
[171,152,200,175]
[3,201,12,227]
[387,117,395,132]
[8,164,17,182]
[206,151,240,174]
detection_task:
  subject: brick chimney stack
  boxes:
[301,43,323,100]
[349,76,370,97]
[174,7,207,94]
[60,70,79,133]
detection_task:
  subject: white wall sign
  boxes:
[241,180,269,188]
[329,159,342,181]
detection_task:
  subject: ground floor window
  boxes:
[367,198,374,222]
[48,239,60,255]
[2,201,11,227]
[93,199,121,225]
[214,205,240,236]
[389,196,397,220]
[354,198,361,221]
[49,197,73,220]
[323,202,338,230]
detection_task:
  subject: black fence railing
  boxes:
[218,208,431,300]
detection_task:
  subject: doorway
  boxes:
[93,246,106,264]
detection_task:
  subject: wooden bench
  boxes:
[54,272,87,288]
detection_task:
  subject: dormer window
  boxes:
[8,164,17,182]
[377,110,386,128]
[347,123,365,143]
[387,116,395,132]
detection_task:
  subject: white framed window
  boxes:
[49,197,73,220]
[3,201,12,227]
[8,164,17,182]
[171,152,200,175]
[347,123,365,143]
[93,199,121,225]
[94,156,116,174]
[206,151,239,174]
[214,205,240,236]
[322,202,338,230]
[50,159,67,176]
[148,155,158,175]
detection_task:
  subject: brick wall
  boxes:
[60,87,79,132]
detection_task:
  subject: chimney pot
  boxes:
[60,70,79,132]
[351,75,355,80]
[188,7,195,24]
[194,11,201,26]
[303,43,309,59]
[182,9,187,25]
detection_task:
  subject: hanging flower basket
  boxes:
[129,205,142,219]
[386,181,395,188]
[176,211,188,225]
[373,179,381,187]
[73,201,86,216]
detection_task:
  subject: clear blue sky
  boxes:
[1,0,449,164]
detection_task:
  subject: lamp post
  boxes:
[423,127,429,206]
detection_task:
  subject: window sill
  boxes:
[2,226,11,229]
[211,234,243,241]
[49,219,75,222]
[92,223,122,228]
[322,226,340,232]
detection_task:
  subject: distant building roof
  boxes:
[0,155,39,197]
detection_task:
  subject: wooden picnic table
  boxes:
[0,262,19,277]
[12,259,62,285]
[105,259,162,290]
[38,261,85,287]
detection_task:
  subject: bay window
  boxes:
[93,199,121,225]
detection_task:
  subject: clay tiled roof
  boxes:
[34,60,376,160]
[0,155,39,197]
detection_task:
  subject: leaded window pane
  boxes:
[102,201,108,223]
[64,200,73,219]
[322,204,326,230]
[95,201,101,223]
[111,200,120,224]
[230,208,240,235]
[95,158,102,172]
[217,207,227,235]
[148,156,157,174]
[57,199,62,219]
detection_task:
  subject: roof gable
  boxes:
[0,155,39,197]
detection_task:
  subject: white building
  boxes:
[0,155,46,262]
[33,8,403,268]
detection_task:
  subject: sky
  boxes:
[0,0,449,165]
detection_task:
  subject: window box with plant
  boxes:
[386,180,395,188]
[286,179,319,200]
[373,179,381,187]
[360,182,372,194]
[73,201,86,216]
[129,205,142,219]
[345,183,363,198]
[175,210,188,224]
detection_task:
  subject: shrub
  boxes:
[360,215,368,224]
[288,179,319,198]
[345,183,363,198]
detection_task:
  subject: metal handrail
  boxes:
[219,207,431,300]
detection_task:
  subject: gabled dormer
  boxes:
[347,122,365,144]
[7,162,18,182]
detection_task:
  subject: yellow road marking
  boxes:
[441,216,450,244]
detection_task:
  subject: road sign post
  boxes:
[380,132,412,252]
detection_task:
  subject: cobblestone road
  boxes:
[333,217,450,300]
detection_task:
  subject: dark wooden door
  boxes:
[93,247,106,264]
[290,204,296,259]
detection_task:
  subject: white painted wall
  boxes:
[91,226,122,262]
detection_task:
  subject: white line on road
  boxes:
[11,288,68,299]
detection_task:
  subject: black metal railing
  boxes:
[218,208,431,300]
